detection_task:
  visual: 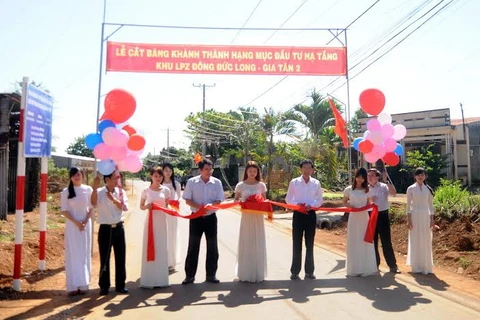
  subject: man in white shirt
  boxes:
[367,169,400,273]
[286,159,323,280]
[91,172,129,295]
[182,158,225,285]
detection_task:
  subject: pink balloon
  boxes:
[102,127,117,146]
[392,124,407,140]
[367,130,383,145]
[93,143,111,160]
[116,159,128,171]
[123,155,143,173]
[128,148,145,156]
[367,118,381,131]
[110,146,128,161]
[364,152,379,164]
[381,124,394,138]
[383,138,397,152]
[363,130,371,139]
[377,112,392,125]
[373,144,386,159]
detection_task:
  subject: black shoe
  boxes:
[115,288,129,294]
[290,274,300,280]
[389,268,401,274]
[182,277,195,285]
[305,273,316,280]
[99,288,109,296]
[205,276,220,283]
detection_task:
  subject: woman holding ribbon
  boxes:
[234,161,268,283]
[139,167,170,288]
[343,168,377,277]
[161,163,182,273]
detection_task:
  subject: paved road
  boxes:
[87,180,479,319]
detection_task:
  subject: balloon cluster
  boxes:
[85,89,146,175]
[353,89,407,166]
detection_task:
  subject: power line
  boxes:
[231,0,264,44]
[330,0,455,94]
[240,0,380,108]
[263,0,309,44]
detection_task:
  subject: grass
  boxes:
[0,232,14,243]
[323,192,343,200]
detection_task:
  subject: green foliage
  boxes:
[401,143,447,188]
[434,179,471,220]
[350,108,368,133]
[66,135,94,158]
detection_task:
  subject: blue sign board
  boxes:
[24,84,53,157]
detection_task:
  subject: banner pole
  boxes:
[344,28,352,183]
[39,157,48,270]
[95,0,107,172]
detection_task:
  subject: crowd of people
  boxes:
[59,159,436,296]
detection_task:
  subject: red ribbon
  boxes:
[147,209,155,261]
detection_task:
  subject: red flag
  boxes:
[328,98,349,147]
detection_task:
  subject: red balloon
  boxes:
[101,89,136,124]
[383,152,400,166]
[359,89,386,116]
[358,139,374,153]
[127,134,145,151]
[122,125,137,136]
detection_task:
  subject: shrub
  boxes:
[434,179,470,221]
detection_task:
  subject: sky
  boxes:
[1,0,479,156]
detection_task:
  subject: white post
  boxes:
[13,77,28,291]
[39,157,48,270]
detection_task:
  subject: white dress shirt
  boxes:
[369,182,390,211]
[285,176,323,208]
[96,186,129,224]
[182,175,225,215]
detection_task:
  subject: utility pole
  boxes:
[193,83,215,156]
[460,103,466,140]
[166,128,170,161]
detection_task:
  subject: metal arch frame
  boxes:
[95,1,352,181]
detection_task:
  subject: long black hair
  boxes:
[353,168,369,193]
[67,167,82,199]
[161,162,177,191]
[149,167,164,185]
[414,167,434,196]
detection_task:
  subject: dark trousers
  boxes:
[184,213,218,278]
[98,223,126,290]
[373,210,397,269]
[291,210,316,275]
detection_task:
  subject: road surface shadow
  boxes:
[99,274,431,316]
[409,272,449,291]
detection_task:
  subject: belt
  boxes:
[101,221,123,228]
[193,212,216,218]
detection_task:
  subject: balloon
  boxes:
[372,144,386,159]
[381,124,395,138]
[101,89,137,124]
[194,153,202,164]
[110,146,128,161]
[364,152,379,164]
[366,130,383,145]
[394,143,404,156]
[383,138,397,152]
[93,143,111,160]
[123,155,143,173]
[392,124,407,140]
[85,133,103,149]
[128,148,145,156]
[383,152,400,166]
[98,159,116,175]
[366,118,381,131]
[359,89,386,116]
[102,127,129,147]
[377,112,392,125]
[358,140,374,153]
[353,137,363,151]
[122,125,137,136]
[98,119,116,133]
[127,134,146,151]
[116,159,128,171]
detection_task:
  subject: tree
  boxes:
[261,107,299,197]
[285,89,340,182]
[66,135,94,157]
[350,108,368,133]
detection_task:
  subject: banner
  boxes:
[106,42,347,76]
